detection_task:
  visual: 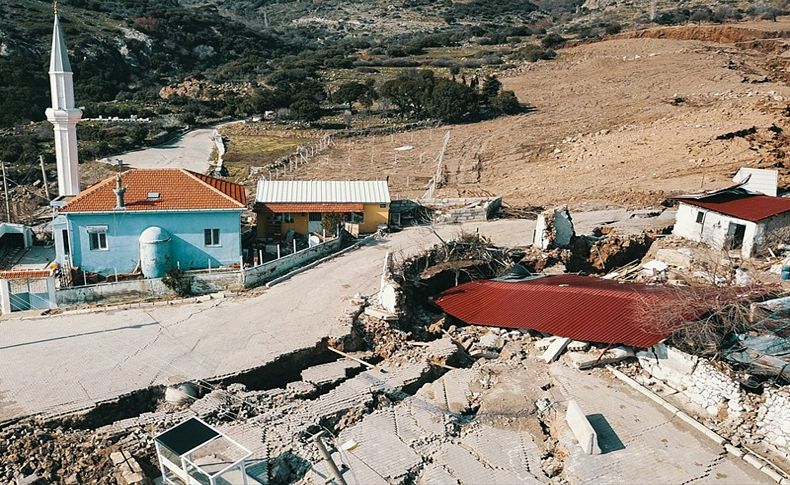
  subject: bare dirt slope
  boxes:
[292,20,790,209]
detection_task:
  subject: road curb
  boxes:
[606,365,787,483]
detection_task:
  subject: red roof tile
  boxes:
[258,203,364,213]
[60,169,246,212]
[434,275,679,348]
[675,192,790,222]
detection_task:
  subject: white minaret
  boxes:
[45,11,81,197]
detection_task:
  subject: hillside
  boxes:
[282,20,790,209]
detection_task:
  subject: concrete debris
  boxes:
[568,346,634,369]
[565,400,601,455]
[300,359,363,387]
[534,206,575,250]
[478,331,504,351]
[542,337,571,363]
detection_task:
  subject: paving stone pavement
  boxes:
[549,364,769,484]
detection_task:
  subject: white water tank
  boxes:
[139,226,172,278]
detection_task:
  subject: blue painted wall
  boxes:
[63,210,243,275]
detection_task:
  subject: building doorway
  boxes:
[726,222,746,250]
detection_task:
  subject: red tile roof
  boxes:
[258,203,364,213]
[433,275,680,348]
[60,169,246,213]
[0,270,52,279]
[675,191,790,222]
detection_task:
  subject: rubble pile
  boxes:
[0,420,157,485]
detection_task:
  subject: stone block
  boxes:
[565,400,600,455]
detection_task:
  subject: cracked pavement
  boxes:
[0,220,532,422]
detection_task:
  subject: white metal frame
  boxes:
[154,417,253,485]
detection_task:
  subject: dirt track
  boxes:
[292,19,790,210]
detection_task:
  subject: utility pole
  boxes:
[39,155,51,201]
[1,161,11,223]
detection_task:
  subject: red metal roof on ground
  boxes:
[675,192,790,222]
[433,275,678,348]
[258,203,364,213]
[60,169,247,213]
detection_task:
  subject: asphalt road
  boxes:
[107,125,223,172]
[0,220,532,422]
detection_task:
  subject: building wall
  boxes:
[361,203,389,233]
[672,203,758,257]
[64,210,242,275]
[256,204,388,237]
[751,211,790,257]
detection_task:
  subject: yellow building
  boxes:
[254,180,391,238]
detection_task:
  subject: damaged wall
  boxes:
[673,203,759,258]
[637,344,744,415]
[420,197,502,224]
[757,388,790,457]
[534,207,575,250]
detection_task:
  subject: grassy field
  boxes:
[220,125,313,182]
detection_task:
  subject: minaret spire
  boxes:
[46,7,82,197]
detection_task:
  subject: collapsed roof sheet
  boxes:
[434,275,677,348]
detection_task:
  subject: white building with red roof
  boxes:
[672,169,790,258]
[53,169,247,277]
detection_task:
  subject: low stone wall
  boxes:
[243,237,343,288]
[56,270,242,308]
[637,344,743,415]
[757,389,790,456]
[420,197,502,224]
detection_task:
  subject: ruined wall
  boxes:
[637,344,743,415]
[421,197,502,224]
[757,388,790,457]
[243,237,343,288]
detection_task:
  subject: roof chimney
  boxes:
[114,173,127,209]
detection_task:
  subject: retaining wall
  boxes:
[243,237,343,288]
[56,271,242,308]
[757,389,790,458]
[637,343,743,415]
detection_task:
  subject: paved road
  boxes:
[550,364,768,484]
[107,126,223,172]
[0,220,532,422]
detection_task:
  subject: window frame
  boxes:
[204,228,221,247]
[695,211,705,224]
[87,227,108,251]
[283,213,295,224]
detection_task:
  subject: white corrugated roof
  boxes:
[734,168,778,197]
[256,180,391,204]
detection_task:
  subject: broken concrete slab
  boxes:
[300,359,362,387]
[566,399,601,455]
[543,337,571,363]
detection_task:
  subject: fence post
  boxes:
[293,239,297,254]
[277,244,281,259]
[208,259,212,273]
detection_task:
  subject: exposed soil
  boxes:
[288,19,790,210]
